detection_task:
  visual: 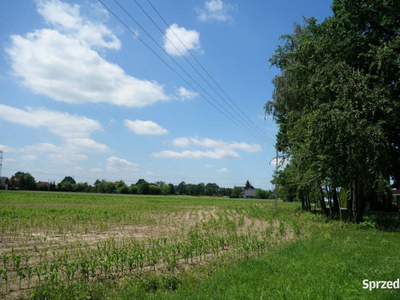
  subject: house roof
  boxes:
[244,188,257,197]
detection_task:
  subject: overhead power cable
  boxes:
[111,0,270,144]
[131,0,275,144]
[99,0,271,144]
[145,0,275,143]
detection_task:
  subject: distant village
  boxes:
[0,171,273,199]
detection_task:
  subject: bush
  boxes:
[129,185,138,194]
[117,185,129,194]
[149,185,161,195]
[0,182,5,190]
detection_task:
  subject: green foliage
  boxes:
[139,181,150,195]
[229,187,242,199]
[61,176,76,185]
[266,0,400,219]
[149,185,161,195]
[129,185,138,194]
[161,185,171,195]
[97,180,116,194]
[117,185,129,194]
[0,182,5,190]
[254,189,272,199]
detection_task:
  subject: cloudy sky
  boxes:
[0,0,333,189]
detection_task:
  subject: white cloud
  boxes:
[196,0,234,23]
[107,156,138,170]
[108,118,116,126]
[124,119,168,135]
[0,144,17,153]
[172,137,262,152]
[216,167,229,173]
[172,137,191,148]
[20,143,63,153]
[6,0,169,108]
[65,138,111,153]
[36,0,120,49]
[21,154,39,162]
[204,164,214,168]
[0,104,102,138]
[4,158,17,163]
[164,23,201,56]
[176,87,198,101]
[89,167,103,173]
[47,152,88,163]
[152,149,240,159]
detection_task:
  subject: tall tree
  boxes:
[266,0,400,222]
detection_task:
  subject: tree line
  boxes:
[266,0,400,222]
[2,171,273,199]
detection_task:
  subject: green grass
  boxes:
[44,220,399,300]
[2,191,400,299]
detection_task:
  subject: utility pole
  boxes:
[275,144,278,212]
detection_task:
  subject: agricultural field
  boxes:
[0,191,299,299]
[1,191,399,299]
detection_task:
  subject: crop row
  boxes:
[0,223,294,294]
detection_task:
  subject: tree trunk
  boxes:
[352,181,357,223]
[356,180,364,223]
[335,188,342,220]
[319,186,327,216]
[347,184,353,222]
[301,191,305,211]
[333,188,340,217]
[305,190,311,212]
[325,186,333,218]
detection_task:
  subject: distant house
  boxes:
[0,177,9,190]
[236,186,258,199]
[243,188,258,198]
[37,181,50,189]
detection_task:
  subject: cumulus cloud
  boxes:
[6,0,169,108]
[0,104,102,138]
[107,156,138,170]
[216,167,229,173]
[152,149,240,159]
[124,119,168,135]
[172,137,262,152]
[0,144,17,153]
[155,136,261,160]
[21,155,39,162]
[176,87,198,101]
[172,137,191,148]
[196,0,234,23]
[20,143,63,153]
[164,23,201,56]
[65,138,111,153]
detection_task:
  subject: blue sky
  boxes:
[0,0,333,189]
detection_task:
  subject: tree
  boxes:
[245,180,254,189]
[149,185,161,195]
[139,181,150,195]
[168,183,175,195]
[61,176,76,185]
[161,184,171,195]
[176,181,187,195]
[266,1,400,222]
[230,187,242,198]
[205,183,219,196]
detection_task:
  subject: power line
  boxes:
[99,0,271,144]
[130,0,275,143]
[146,0,275,143]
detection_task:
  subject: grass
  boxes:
[1,191,399,299]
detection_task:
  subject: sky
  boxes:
[0,0,334,189]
